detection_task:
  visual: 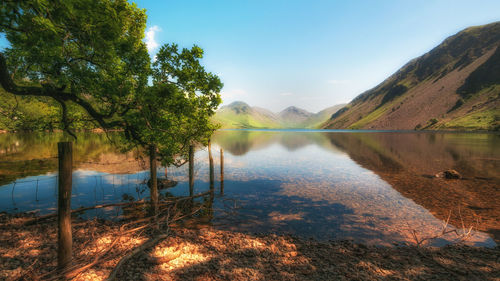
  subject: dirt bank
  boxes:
[0,214,498,281]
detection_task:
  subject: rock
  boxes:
[147,178,178,189]
[443,169,462,179]
[435,169,461,179]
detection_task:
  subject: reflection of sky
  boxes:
[0,131,496,247]
[207,141,495,246]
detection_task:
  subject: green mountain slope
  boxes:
[323,21,500,131]
[302,104,346,128]
[213,101,345,129]
[212,101,281,129]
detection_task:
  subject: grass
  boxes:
[349,104,390,129]
[440,109,500,131]
[212,112,279,129]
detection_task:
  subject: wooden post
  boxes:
[57,142,73,272]
[189,145,194,197]
[149,144,158,219]
[220,148,224,195]
[208,140,214,190]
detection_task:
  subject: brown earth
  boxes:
[323,22,500,131]
[1,214,499,281]
[324,47,498,130]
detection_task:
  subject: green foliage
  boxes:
[0,1,223,165]
[448,98,465,113]
[379,84,408,106]
[0,0,150,133]
[441,109,500,131]
[123,44,222,165]
[0,88,97,131]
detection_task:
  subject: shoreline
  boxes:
[1,213,498,281]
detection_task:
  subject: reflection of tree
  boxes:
[0,132,141,185]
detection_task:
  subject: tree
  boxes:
[1,0,223,218]
[0,0,150,137]
[124,44,222,165]
[123,44,222,216]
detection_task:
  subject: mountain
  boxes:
[302,104,346,128]
[323,22,500,131]
[213,101,281,129]
[278,106,313,128]
[213,101,346,129]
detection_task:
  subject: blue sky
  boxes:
[134,0,500,112]
[2,1,500,112]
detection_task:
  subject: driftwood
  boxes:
[24,191,213,225]
[106,234,168,281]
[31,191,213,280]
[24,201,148,225]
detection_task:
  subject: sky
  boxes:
[2,1,500,113]
[132,0,500,112]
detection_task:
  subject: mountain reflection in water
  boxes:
[0,130,498,246]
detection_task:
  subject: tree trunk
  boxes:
[208,140,214,190]
[149,144,158,219]
[57,142,73,272]
[220,148,224,195]
[189,145,194,197]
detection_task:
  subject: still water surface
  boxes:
[0,130,499,246]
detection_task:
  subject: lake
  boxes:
[0,130,499,247]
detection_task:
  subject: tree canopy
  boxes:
[0,0,150,136]
[0,0,222,165]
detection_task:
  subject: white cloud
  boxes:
[145,25,161,53]
[326,79,350,85]
[280,92,293,96]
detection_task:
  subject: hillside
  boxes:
[323,22,500,131]
[278,106,313,128]
[212,101,281,129]
[213,102,346,129]
[302,104,346,128]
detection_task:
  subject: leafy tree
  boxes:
[0,1,222,160]
[124,44,222,166]
[0,1,223,217]
[0,0,150,136]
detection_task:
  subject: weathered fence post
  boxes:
[189,145,194,197]
[57,142,73,272]
[149,144,158,219]
[208,140,214,190]
[220,148,224,195]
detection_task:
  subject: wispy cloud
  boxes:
[145,25,161,53]
[280,92,293,96]
[326,79,350,85]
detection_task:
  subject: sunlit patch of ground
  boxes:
[1,214,499,281]
[114,228,499,281]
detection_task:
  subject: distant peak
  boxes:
[227,101,249,107]
[280,106,311,114]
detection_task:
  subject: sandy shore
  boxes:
[0,213,498,281]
